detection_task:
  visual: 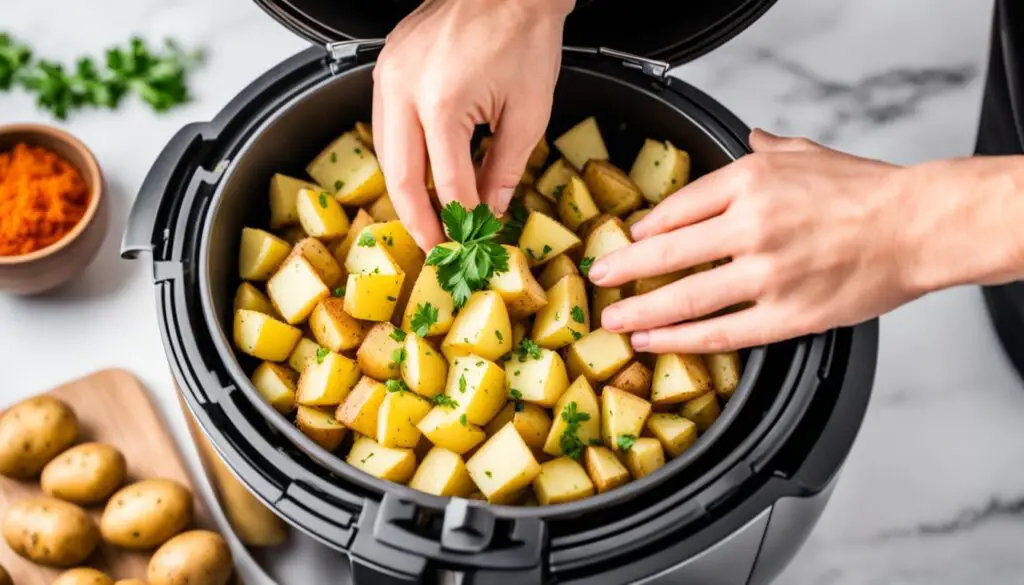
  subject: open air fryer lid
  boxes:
[252,0,778,66]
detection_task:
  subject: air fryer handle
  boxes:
[121,122,207,259]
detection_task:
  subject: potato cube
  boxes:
[519,211,581,267]
[296,406,348,451]
[344,272,404,321]
[402,265,456,337]
[333,209,375,266]
[270,173,321,229]
[582,160,644,217]
[365,221,424,276]
[630,270,687,297]
[400,334,448,398]
[296,351,361,406]
[535,158,578,202]
[347,436,416,483]
[367,193,398,221]
[466,423,542,504]
[377,390,432,448]
[309,298,365,352]
[336,376,388,437]
[307,131,387,206]
[651,353,713,405]
[584,446,631,493]
[629,139,690,204]
[646,413,698,458]
[511,321,528,348]
[566,328,634,383]
[287,237,344,287]
[354,121,374,149]
[485,403,551,451]
[488,246,547,319]
[527,137,550,171]
[344,227,404,276]
[506,347,569,408]
[680,392,721,433]
[239,228,291,281]
[532,275,589,350]
[532,457,595,505]
[705,352,742,399]
[441,291,512,362]
[250,362,297,414]
[266,254,330,324]
[233,309,302,361]
[557,176,601,232]
[297,187,350,239]
[624,208,652,229]
[543,376,600,457]
[288,337,321,373]
[601,386,652,451]
[357,322,406,380]
[554,117,609,171]
[277,225,308,246]
[537,254,579,290]
[624,437,665,480]
[409,447,475,497]
[583,216,632,261]
[591,286,626,329]
[444,357,506,426]
[607,361,653,399]
[517,187,556,218]
[234,282,276,316]
[417,407,486,455]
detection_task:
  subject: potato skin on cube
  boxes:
[296,406,348,451]
[652,353,714,405]
[239,228,291,281]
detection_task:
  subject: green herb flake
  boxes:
[553,184,566,200]
[616,434,638,452]
[385,379,408,394]
[315,347,330,364]
[434,395,459,408]
[335,180,344,190]
[509,389,523,400]
[569,201,581,216]
[654,160,660,167]
[495,329,504,342]
[515,338,543,362]
[354,147,363,155]
[484,470,493,478]
[514,401,525,412]
[410,302,440,337]
[390,348,407,369]
[579,256,595,276]
[588,438,603,446]
[425,202,510,309]
[386,295,397,302]
[330,152,337,163]
[459,413,468,427]
[357,231,377,247]
[570,330,583,341]
[458,374,467,394]
[360,452,375,464]
[571,306,586,324]
[318,191,329,208]
[558,401,592,460]
[382,234,395,247]
[333,286,346,297]
[390,329,407,342]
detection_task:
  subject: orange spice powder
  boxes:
[0,143,90,257]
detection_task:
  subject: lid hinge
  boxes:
[564,46,671,79]
[326,39,385,73]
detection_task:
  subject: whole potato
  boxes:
[53,567,115,585]
[0,396,78,479]
[42,442,127,505]
[147,530,232,585]
[101,479,193,549]
[2,497,99,567]
[0,564,10,585]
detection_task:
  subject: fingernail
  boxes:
[631,332,650,350]
[602,308,622,331]
[630,223,647,240]
[588,260,608,282]
[496,187,515,211]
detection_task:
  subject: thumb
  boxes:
[479,111,547,214]
[749,128,824,153]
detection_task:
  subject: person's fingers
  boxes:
[629,170,735,240]
[421,107,480,210]
[629,304,779,354]
[590,215,735,287]
[749,128,825,153]
[479,104,549,213]
[601,260,761,333]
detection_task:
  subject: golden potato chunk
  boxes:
[624,437,665,479]
[705,352,742,399]
[295,351,361,407]
[377,389,432,448]
[485,402,552,451]
[584,446,631,493]
[519,211,581,267]
[400,334,448,398]
[466,423,542,504]
[269,173,321,229]
[582,159,644,217]
[583,216,631,262]
[402,265,456,337]
[333,209,375,266]
[506,347,569,408]
[367,193,398,221]
[441,291,512,362]
[630,138,690,204]
[309,297,366,352]
[233,309,302,361]
[591,286,625,329]
[537,254,579,290]
[554,116,609,171]
[336,376,388,437]
[296,187,350,239]
[234,282,276,316]
[535,158,579,202]
[601,386,651,451]
[646,413,698,458]
[239,227,291,281]
[532,274,589,350]
[445,356,506,426]
[250,362,297,414]
[532,457,595,505]
[680,392,721,433]
[557,176,600,232]
[607,360,653,399]
[307,131,386,206]
[296,406,347,451]
[287,237,344,287]
[344,272,404,321]
[543,376,600,457]
[347,436,416,483]
[566,328,634,383]
[357,322,406,380]
[409,447,475,497]
[488,246,547,319]
[651,353,713,405]
[266,254,330,324]
[288,337,321,373]
[417,407,486,455]
[624,208,652,229]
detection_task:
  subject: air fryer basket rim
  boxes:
[198,60,770,520]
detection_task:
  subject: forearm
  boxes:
[898,156,1024,294]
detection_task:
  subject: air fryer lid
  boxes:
[253,0,778,65]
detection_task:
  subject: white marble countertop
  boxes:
[2,0,1021,583]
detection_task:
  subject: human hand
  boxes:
[587,130,920,353]
[372,0,574,250]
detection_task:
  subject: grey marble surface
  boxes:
[1,0,1019,583]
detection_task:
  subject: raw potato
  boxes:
[295,350,360,406]
[309,297,366,352]
[401,334,448,398]
[624,438,665,480]
[647,413,698,458]
[582,159,644,216]
[0,395,78,479]
[296,405,348,451]
[535,158,578,202]
[3,497,99,567]
[585,446,631,493]
[485,403,552,451]
[234,282,276,316]
[287,237,344,287]
[401,265,456,337]
[357,322,406,380]
[239,228,290,281]
[101,479,193,550]
[466,423,542,504]
[269,173,320,229]
[488,246,548,319]
[543,376,600,456]
[532,275,589,350]
[705,351,742,399]
[554,116,609,171]
[537,254,579,290]
[629,138,690,204]
[601,386,652,451]
[566,328,634,383]
[347,436,417,483]
[607,360,653,398]
[680,392,722,433]
[306,131,386,206]
[506,347,569,408]
[147,530,232,585]
[336,376,388,437]
[41,442,127,505]
[250,361,297,413]
[519,211,581,267]
[557,176,600,232]
[416,407,486,455]
[441,291,512,362]
[651,353,713,405]
[53,568,114,585]
[266,254,330,324]
[533,456,594,505]
[408,447,475,497]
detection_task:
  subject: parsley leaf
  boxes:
[570,330,583,341]
[390,348,407,369]
[315,347,330,364]
[514,401,525,412]
[410,302,439,337]
[508,388,523,400]
[571,306,586,324]
[559,401,591,460]
[459,413,468,427]
[514,338,543,362]
[458,374,467,394]
[485,470,493,478]
[616,434,637,452]
[498,196,529,244]
[426,202,510,309]
[385,379,408,394]
[318,192,329,208]
[390,329,407,342]
[495,329,504,342]
[579,256,595,276]
[0,34,32,91]
[333,286,346,297]
[357,231,376,247]
[434,395,459,408]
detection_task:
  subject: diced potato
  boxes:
[445,357,506,426]
[488,246,547,319]
[409,447,475,497]
[532,275,589,350]
[607,361,653,399]
[554,117,609,171]
[296,187,350,239]
[441,291,512,362]
[233,309,302,361]
[584,446,631,493]
[543,376,600,456]
[336,376,388,437]
[401,334,448,398]
[629,139,690,204]
[583,216,632,261]
[680,392,721,433]
[250,362,297,414]
[270,173,321,229]
[582,160,644,217]
[519,212,581,267]
[417,407,486,455]
[344,227,404,276]
[647,413,698,458]
[266,254,330,324]
[511,321,528,348]
[402,265,456,337]
[234,282,276,316]
[527,137,551,171]
[333,209,375,266]
[295,351,361,406]
[557,176,600,232]
[367,193,398,222]
[306,131,386,206]
[354,121,374,150]
[566,328,634,383]
[624,208,652,229]
[532,457,595,505]
[506,348,569,408]
[344,272,404,321]
[288,337,321,373]
[538,254,579,290]
[705,352,742,399]
[630,270,687,297]
[535,159,578,202]
[365,221,424,276]
[279,226,309,247]
[624,438,665,479]
[239,228,291,281]
[651,353,713,405]
[518,187,556,218]
[347,436,416,483]
[377,390,432,448]
[357,323,407,380]
[485,403,552,451]
[601,386,652,451]
[591,286,625,329]
[309,298,366,352]
[296,406,348,451]
[287,237,344,287]
[466,423,542,504]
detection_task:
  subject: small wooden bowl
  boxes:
[0,124,108,295]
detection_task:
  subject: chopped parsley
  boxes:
[495,329,504,342]
[588,438,603,446]
[334,180,344,190]
[484,471,493,478]
[654,160,660,167]
[514,338,543,362]
[571,306,586,324]
[330,152,337,163]
[315,347,330,364]
[354,147,363,155]
[389,329,406,342]
[616,434,637,452]
[553,184,566,200]
[357,231,376,247]
[570,330,583,341]
[410,302,439,337]
[558,401,591,460]
[386,295,397,302]
[333,286,346,297]
[390,348,407,369]
[508,388,523,400]
[459,413,468,427]
[318,192,329,209]
[425,202,510,309]
[434,395,459,408]
[360,452,375,464]
[568,201,581,216]
[382,234,395,247]
[385,379,408,394]
[498,196,529,244]
[579,256,595,276]
[458,373,467,393]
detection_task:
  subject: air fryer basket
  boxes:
[198,61,768,519]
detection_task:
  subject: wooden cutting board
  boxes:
[0,369,216,583]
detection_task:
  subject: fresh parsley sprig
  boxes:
[425,202,510,309]
[514,338,543,362]
[0,34,31,90]
[410,302,439,337]
[558,401,591,460]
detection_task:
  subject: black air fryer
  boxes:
[122,1,880,583]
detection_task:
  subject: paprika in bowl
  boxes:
[0,124,107,294]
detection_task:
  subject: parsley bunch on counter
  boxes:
[425,202,510,309]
